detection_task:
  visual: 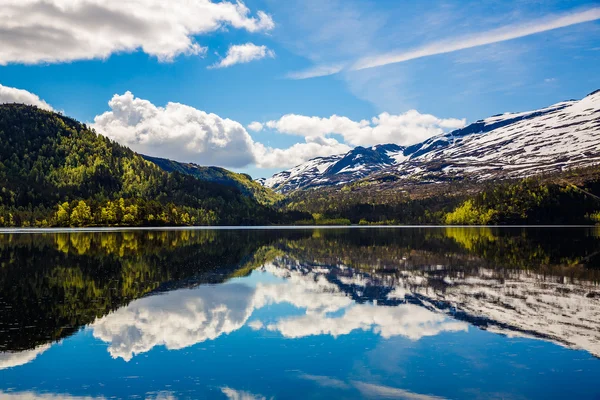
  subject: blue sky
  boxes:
[0,0,599,178]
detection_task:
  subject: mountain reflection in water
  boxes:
[0,227,599,399]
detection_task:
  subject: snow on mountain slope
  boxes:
[270,257,600,357]
[263,144,403,193]
[394,90,600,181]
[263,154,344,192]
[259,90,600,192]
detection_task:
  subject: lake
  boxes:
[0,227,599,399]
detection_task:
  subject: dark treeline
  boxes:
[281,166,600,225]
[0,229,312,351]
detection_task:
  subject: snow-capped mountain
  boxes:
[261,90,600,193]
[270,257,600,357]
[263,144,404,193]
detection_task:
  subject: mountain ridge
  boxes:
[142,155,282,205]
[262,90,600,193]
[0,104,290,227]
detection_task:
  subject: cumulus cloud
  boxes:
[211,43,275,69]
[253,137,351,169]
[247,121,264,132]
[91,262,466,361]
[262,111,466,147]
[92,92,257,168]
[92,92,463,170]
[0,0,274,65]
[0,84,53,111]
[0,344,51,370]
[92,283,256,361]
[265,302,467,340]
[91,91,356,169]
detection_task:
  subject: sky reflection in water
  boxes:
[0,227,599,399]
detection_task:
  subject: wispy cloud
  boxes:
[352,381,447,400]
[286,64,344,80]
[288,7,600,78]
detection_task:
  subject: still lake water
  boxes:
[0,227,599,399]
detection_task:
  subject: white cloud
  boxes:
[91,263,466,361]
[211,43,275,69]
[221,387,266,400]
[92,283,257,361]
[0,0,274,65]
[92,92,257,168]
[253,136,351,169]
[297,374,350,389]
[286,64,344,80]
[0,392,105,400]
[352,8,600,71]
[91,92,464,169]
[0,84,53,111]
[261,111,466,147]
[92,91,359,169]
[247,122,264,132]
[0,344,51,370]
[265,302,467,340]
[352,381,447,400]
[297,375,447,400]
[287,7,600,78]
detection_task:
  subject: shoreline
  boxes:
[0,224,597,234]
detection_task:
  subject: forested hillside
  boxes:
[144,155,282,205]
[0,103,598,228]
[0,104,302,227]
[282,165,600,225]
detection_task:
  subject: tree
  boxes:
[70,200,92,227]
[56,202,70,226]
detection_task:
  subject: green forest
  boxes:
[1,104,599,227]
[0,104,307,227]
[282,166,600,225]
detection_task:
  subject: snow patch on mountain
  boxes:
[259,90,600,192]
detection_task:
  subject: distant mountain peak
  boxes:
[261,91,600,193]
[262,144,405,193]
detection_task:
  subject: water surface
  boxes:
[0,227,599,399]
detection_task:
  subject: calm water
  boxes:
[0,227,599,400]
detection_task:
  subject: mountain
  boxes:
[263,144,404,193]
[269,256,600,358]
[263,90,600,193]
[143,155,282,205]
[0,104,290,227]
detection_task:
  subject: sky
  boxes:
[0,0,599,178]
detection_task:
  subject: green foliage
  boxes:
[445,200,496,225]
[0,229,286,351]
[443,177,600,225]
[144,155,283,205]
[281,166,600,226]
[70,200,93,227]
[0,105,307,227]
